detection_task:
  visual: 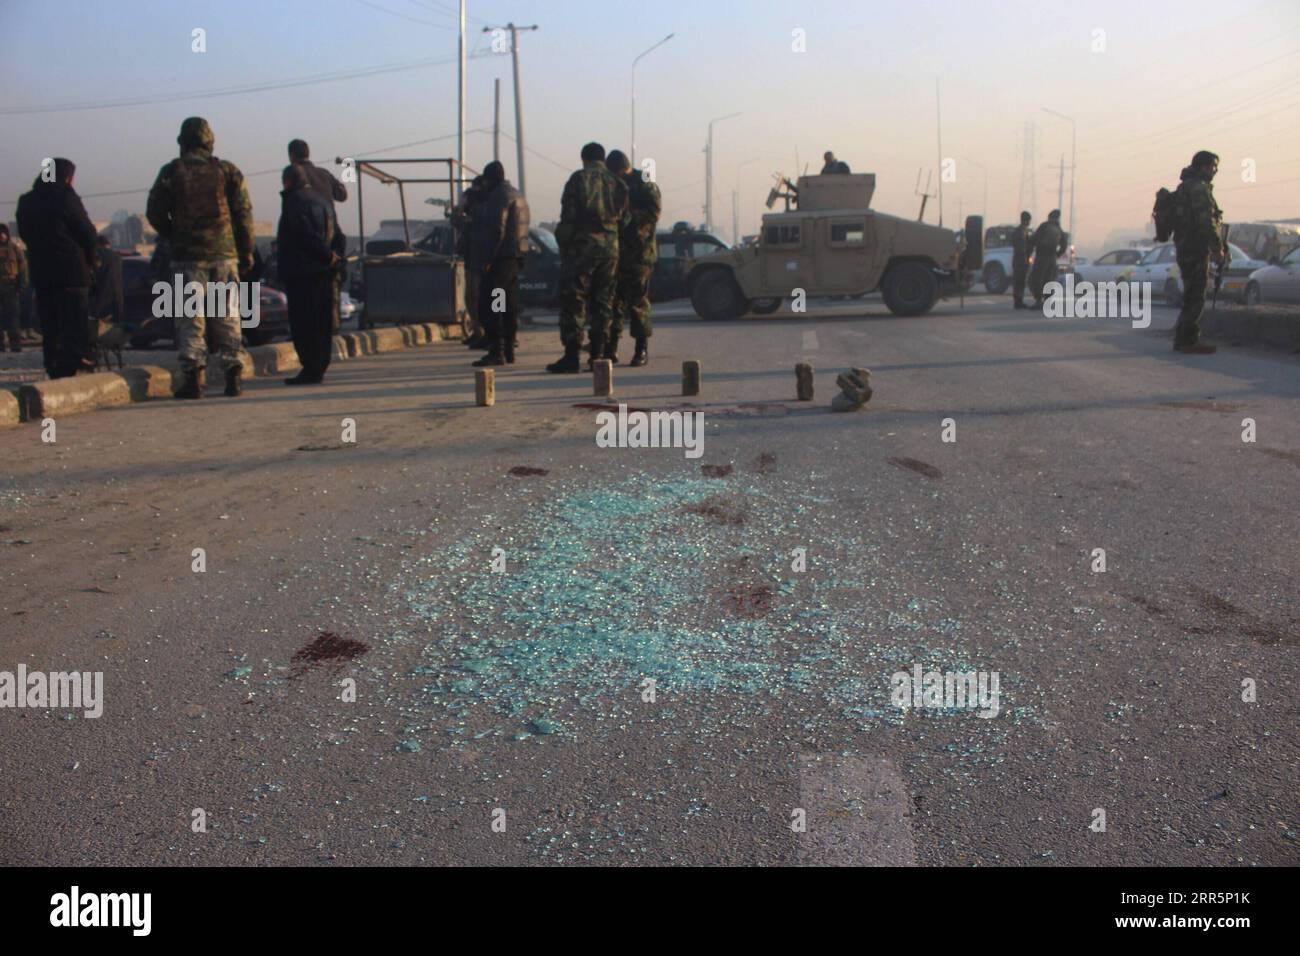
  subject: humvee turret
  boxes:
[685,172,983,320]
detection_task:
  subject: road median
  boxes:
[5,322,460,424]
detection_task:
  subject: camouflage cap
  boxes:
[177,116,215,151]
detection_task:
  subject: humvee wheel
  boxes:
[882,262,939,316]
[982,262,1008,294]
[690,268,747,321]
[750,297,782,315]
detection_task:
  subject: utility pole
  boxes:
[935,78,944,227]
[483,22,539,195]
[1042,108,1077,242]
[493,77,500,163]
[1051,154,1066,212]
[1017,120,1038,219]
[631,33,674,168]
[705,112,740,234]
[456,0,466,200]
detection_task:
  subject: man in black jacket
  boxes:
[276,164,343,385]
[289,139,348,335]
[470,161,530,367]
[15,158,98,378]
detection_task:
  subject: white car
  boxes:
[339,291,361,329]
[1072,248,1145,284]
[1122,242,1267,305]
[1244,246,1300,305]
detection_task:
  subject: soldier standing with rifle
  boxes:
[1011,211,1032,309]
[1171,150,1224,354]
[604,150,661,367]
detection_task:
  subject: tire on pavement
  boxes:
[983,261,1008,294]
[690,268,748,321]
[883,261,940,316]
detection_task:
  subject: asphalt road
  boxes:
[1,293,1296,866]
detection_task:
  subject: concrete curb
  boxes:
[1202,309,1300,352]
[5,322,460,425]
[1,388,19,429]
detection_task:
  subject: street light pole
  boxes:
[705,112,740,234]
[484,23,539,196]
[967,159,988,221]
[1042,108,1076,242]
[631,33,674,169]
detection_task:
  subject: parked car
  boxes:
[1072,248,1145,284]
[410,223,562,307]
[129,284,289,348]
[652,225,729,301]
[1123,242,1268,305]
[1244,245,1300,305]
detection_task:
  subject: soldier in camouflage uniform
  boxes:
[546,142,628,373]
[604,150,661,367]
[1171,150,1224,354]
[147,117,254,398]
[1010,211,1032,309]
[1028,209,1068,305]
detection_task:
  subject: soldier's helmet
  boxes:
[177,117,215,152]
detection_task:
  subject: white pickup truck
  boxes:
[979,223,1075,294]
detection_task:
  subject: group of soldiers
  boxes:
[1008,208,1068,309]
[547,142,662,372]
[455,141,663,373]
[1006,148,1223,354]
[12,116,347,395]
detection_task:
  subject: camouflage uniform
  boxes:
[146,117,254,375]
[1172,165,1223,348]
[0,228,28,350]
[556,160,627,351]
[1028,217,1067,303]
[610,171,662,345]
[1010,221,1032,307]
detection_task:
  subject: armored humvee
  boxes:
[685,172,982,320]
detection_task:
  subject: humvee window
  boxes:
[830,222,866,244]
[764,224,801,246]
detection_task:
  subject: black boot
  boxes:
[224,365,242,397]
[472,350,504,367]
[503,340,516,364]
[175,366,203,400]
[630,337,648,367]
[546,341,581,374]
[604,333,620,365]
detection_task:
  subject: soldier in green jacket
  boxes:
[1171,150,1224,354]
[147,117,255,399]
[546,142,628,374]
[604,150,661,367]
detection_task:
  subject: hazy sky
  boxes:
[2,0,1298,254]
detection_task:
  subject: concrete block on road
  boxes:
[475,368,494,407]
[593,359,613,397]
[682,360,701,396]
[796,362,814,401]
[246,343,299,376]
[0,388,19,428]
[19,371,131,420]
[117,365,174,401]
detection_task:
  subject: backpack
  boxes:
[1152,184,1188,243]
[170,155,230,237]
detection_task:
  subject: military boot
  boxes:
[603,333,621,365]
[629,337,649,367]
[224,365,243,397]
[546,342,581,374]
[174,366,203,400]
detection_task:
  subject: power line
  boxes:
[352,0,451,28]
[1,51,490,116]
